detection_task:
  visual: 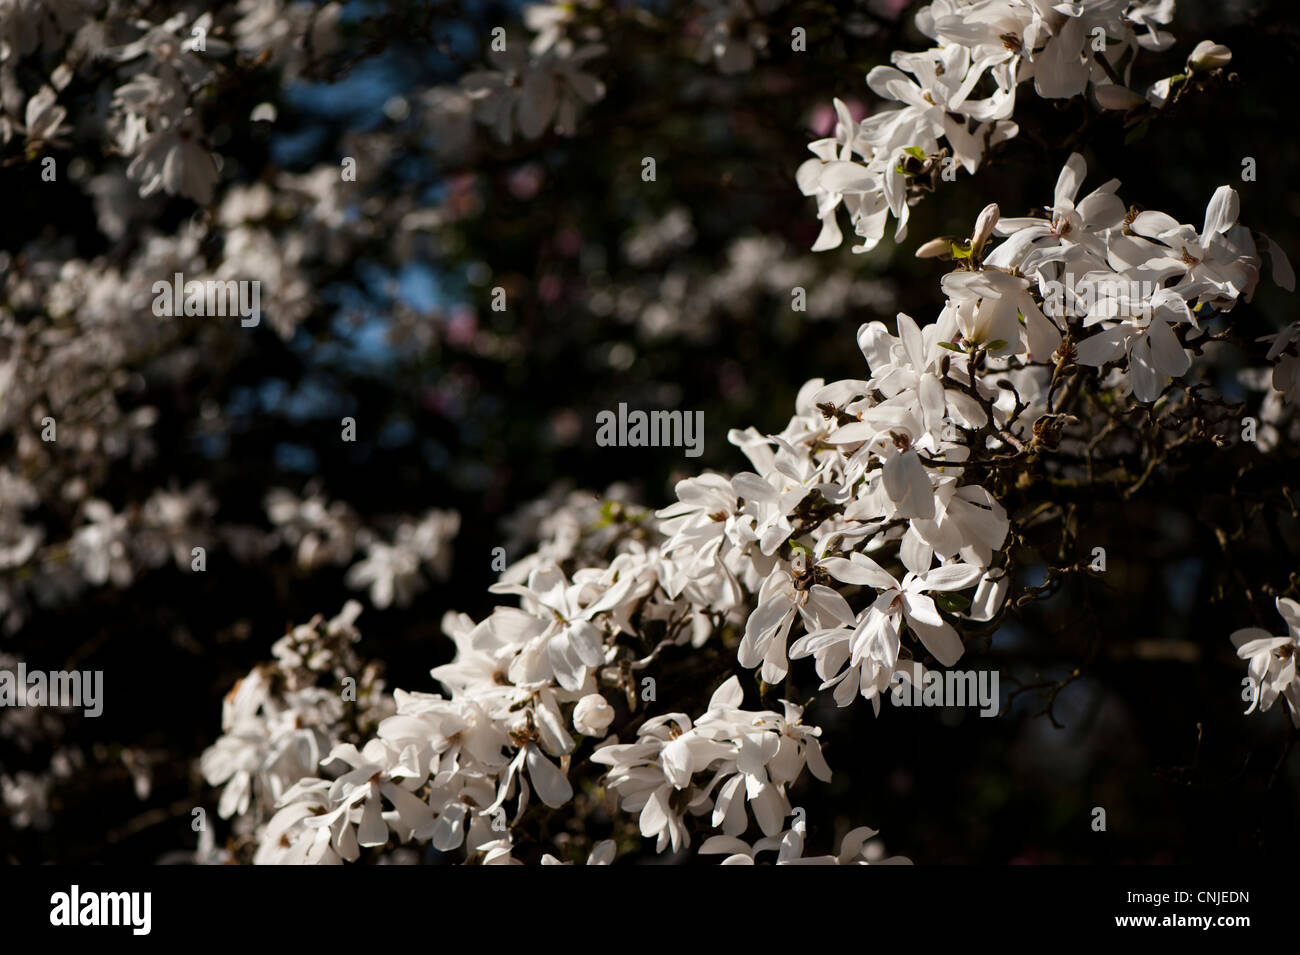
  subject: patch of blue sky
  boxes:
[322,311,398,369]
[304,260,456,371]
[397,261,444,313]
[226,374,354,423]
[303,265,406,370]
[286,56,403,129]
[269,125,331,167]
[274,442,320,473]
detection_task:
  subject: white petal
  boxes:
[525,746,573,808]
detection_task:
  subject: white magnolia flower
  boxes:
[987,152,1125,272]
[738,553,855,682]
[822,552,984,667]
[1232,598,1300,727]
[941,269,1062,362]
[1074,291,1193,402]
[491,742,574,815]
[488,563,629,691]
[124,107,221,205]
[1129,186,1257,308]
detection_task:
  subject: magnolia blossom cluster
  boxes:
[798,0,1197,254]
[200,601,392,844]
[205,130,1297,860]
[4,0,1288,863]
[205,437,923,863]
[205,232,1048,861]
[427,0,818,154]
[591,678,833,853]
[0,163,450,637]
[0,2,411,644]
[11,2,353,188]
[266,492,460,610]
[936,152,1294,403]
[0,466,457,638]
[0,2,526,845]
[1,481,220,633]
[0,4,341,205]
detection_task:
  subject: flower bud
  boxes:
[573,693,615,737]
[971,203,1000,253]
[1188,41,1231,72]
[915,237,952,259]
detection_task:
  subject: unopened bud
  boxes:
[915,237,953,259]
[573,694,615,737]
[1188,41,1231,72]
[971,203,999,253]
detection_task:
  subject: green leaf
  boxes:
[984,339,1007,352]
[903,145,926,160]
[938,341,965,353]
[934,592,972,614]
[593,499,623,528]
